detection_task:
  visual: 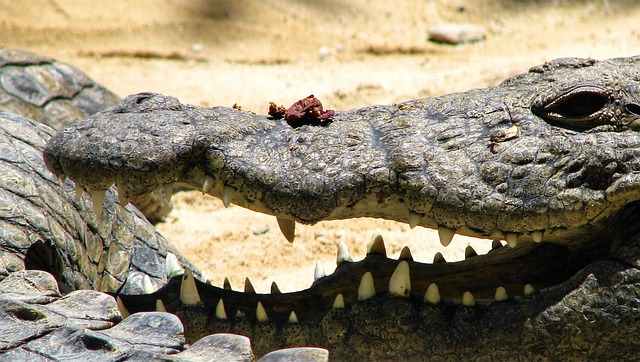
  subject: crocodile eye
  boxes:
[534,87,609,130]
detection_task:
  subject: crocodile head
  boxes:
[42,57,640,356]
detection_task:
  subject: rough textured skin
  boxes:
[3,53,640,360]
[42,56,640,360]
[0,50,326,361]
[0,48,172,223]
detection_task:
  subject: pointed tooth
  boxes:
[244,277,256,294]
[89,189,106,218]
[524,284,536,296]
[57,174,67,182]
[116,186,129,207]
[424,283,440,304]
[271,281,281,294]
[438,227,455,247]
[116,296,130,318]
[495,286,508,302]
[491,239,503,250]
[366,230,386,256]
[202,175,214,194]
[256,301,268,322]
[388,261,411,298]
[336,241,353,264]
[464,245,477,259]
[333,293,345,309]
[142,275,155,294]
[531,231,544,243]
[505,233,518,248]
[180,270,201,306]
[462,291,476,307]
[216,299,227,320]
[288,311,298,323]
[156,299,167,312]
[75,184,84,201]
[408,211,421,229]
[398,246,413,261]
[433,252,446,263]
[223,277,232,290]
[357,272,376,301]
[236,310,245,318]
[276,217,296,243]
[222,185,234,208]
[163,184,174,202]
[314,261,326,281]
[165,253,184,278]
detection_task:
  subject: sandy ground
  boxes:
[2,0,639,292]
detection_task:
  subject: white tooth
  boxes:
[399,246,413,261]
[116,186,129,207]
[180,270,201,306]
[314,261,326,281]
[288,311,298,323]
[464,245,477,259]
[165,253,184,278]
[505,233,518,248]
[438,227,455,247]
[358,272,376,301]
[202,175,214,194]
[333,293,345,309]
[495,286,508,302]
[75,184,84,200]
[89,189,106,218]
[366,230,386,256]
[276,217,296,243]
[116,296,130,318]
[531,231,543,243]
[156,299,167,312]
[389,261,411,298]
[222,185,234,208]
[524,284,535,296]
[433,252,446,263]
[256,301,268,322]
[271,281,281,294]
[491,239,503,250]
[163,184,174,202]
[142,275,155,294]
[462,291,475,307]
[223,277,232,290]
[424,283,440,304]
[216,299,227,320]
[244,277,256,294]
[336,241,353,264]
[408,211,421,229]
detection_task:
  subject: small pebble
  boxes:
[427,24,486,44]
[252,226,269,235]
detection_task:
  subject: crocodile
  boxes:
[2,50,640,360]
[0,48,172,224]
[0,49,326,361]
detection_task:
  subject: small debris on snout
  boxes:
[428,24,486,44]
[489,124,520,153]
[268,95,335,127]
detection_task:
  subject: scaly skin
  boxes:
[41,56,640,359]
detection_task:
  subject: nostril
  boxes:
[626,103,640,115]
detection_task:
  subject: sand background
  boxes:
[2,0,639,292]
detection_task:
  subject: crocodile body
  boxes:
[2,49,640,360]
